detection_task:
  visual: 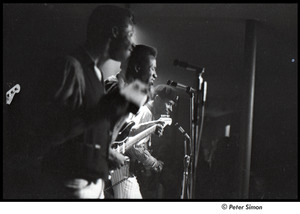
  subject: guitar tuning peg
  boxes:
[160,114,170,118]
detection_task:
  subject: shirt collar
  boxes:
[81,46,103,82]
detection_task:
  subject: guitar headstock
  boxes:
[6,84,21,105]
[157,115,172,127]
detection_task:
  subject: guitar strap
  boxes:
[104,177,129,192]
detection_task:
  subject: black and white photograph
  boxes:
[3,3,297,205]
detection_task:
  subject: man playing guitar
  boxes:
[109,84,178,199]
[104,44,159,198]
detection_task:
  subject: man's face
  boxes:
[139,56,157,86]
[109,18,135,62]
[155,97,175,115]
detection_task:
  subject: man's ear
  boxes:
[112,26,119,38]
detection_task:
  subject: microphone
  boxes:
[174,59,204,73]
[167,80,196,94]
[174,123,190,140]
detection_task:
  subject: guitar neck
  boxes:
[112,116,172,154]
[125,125,157,150]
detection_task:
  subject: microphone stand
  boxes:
[188,91,195,199]
[189,68,206,199]
[180,135,191,199]
[169,65,207,199]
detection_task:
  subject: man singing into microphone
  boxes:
[127,85,179,199]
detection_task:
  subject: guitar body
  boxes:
[111,121,135,153]
[116,121,135,141]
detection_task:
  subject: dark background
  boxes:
[3,3,297,199]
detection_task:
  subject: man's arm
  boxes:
[126,144,164,172]
[125,108,164,172]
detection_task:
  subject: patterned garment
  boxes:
[111,164,142,199]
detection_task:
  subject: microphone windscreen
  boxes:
[170,81,177,87]
[167,80,177,87]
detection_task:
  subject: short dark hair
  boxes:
[154,84,179,103]
[125,44,157,81]
[86,5,135,43]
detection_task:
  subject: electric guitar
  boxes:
[110,115,172,154]
[108,116,172,189]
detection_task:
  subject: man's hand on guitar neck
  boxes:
[154,122,164,137]
[153,117,172,137]
[152,160,164,172]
